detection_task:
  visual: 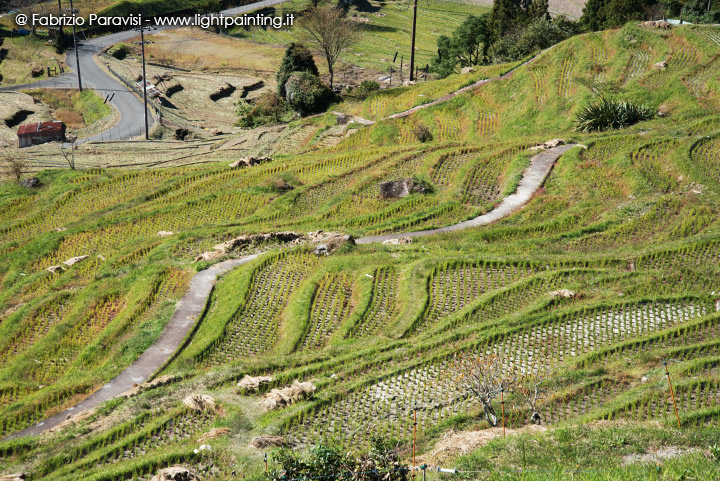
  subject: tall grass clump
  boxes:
[575,98,654,132]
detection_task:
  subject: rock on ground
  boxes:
[237,374,274,393]
[382,237,413,245]
[379,178,430,199]
[183,394,216,413]
[150,466,201,481]
[18,177,40,188]
[549,289,576,299]
[46,407,98,435]
[309,231,355,256]
[193,231,302,263]
[0,473,27,480]
[261,381,316,410]
[229,156,272,169]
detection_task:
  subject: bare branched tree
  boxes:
[2,155,26,183]
[447,353,516,427]
[297,6,359,89]
[513,363,551,425]
[59,134,78,170]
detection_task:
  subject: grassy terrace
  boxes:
[1,22,720,480]
[230,0,489,74]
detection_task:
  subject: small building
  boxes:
[17,121,66,148]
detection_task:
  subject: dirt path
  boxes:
[356,144,578,244]
[5,255,258,440]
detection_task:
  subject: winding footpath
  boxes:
[6,143,578,440]
[6,255,258,439]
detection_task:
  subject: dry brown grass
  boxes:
[144,28,284,74]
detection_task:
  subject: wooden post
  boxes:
[413,404,417,478]
[409,0,418,81]
[664,360,681,429]
[501,384,506,437]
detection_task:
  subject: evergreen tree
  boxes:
[580,0,608,31]
[276,43,319,98]
[490,0,523,41]
[528,0,550,19]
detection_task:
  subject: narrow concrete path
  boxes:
[5,255,258,440]
[356,144,578,244]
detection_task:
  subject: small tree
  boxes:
[59,135,78,170]
[447,353,515,427]
[298,6,360,88]
[284,71,335,116]
[514,364,551,425]
[2,156,25,183]
[277,43,319,98]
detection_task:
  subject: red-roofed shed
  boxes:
[17,121,66,148]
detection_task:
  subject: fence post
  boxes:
[663,359,681,429]
[501,384,506,437]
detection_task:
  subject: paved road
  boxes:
[0,0,291,142]
[6,255,258,440]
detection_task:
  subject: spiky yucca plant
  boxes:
[575,98,654,132]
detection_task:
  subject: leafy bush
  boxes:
[355,80,380,99]
[270,439,409,481]
[111,44,130,60]
[236,92,289,128]
[277,43,319,98]
[489,16,578,63]
[413,124,434,143]
[284,72,335,116]
[575,98,654,132]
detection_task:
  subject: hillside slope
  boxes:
[1,23,720,480]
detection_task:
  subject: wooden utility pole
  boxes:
[409,0,418,81]
[69,0,82,91]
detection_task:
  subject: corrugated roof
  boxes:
[17,121,65,136]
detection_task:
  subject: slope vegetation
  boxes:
[1,23,720,480]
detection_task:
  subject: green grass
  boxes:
[2,22,720,481]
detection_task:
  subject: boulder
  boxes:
[174,128,190,141]
[228,156,272,169]
[63,255,89,267]
[312,233,354,256]
[549,289,576,299]
[158,231,175,237]
[461,67,475,74]
[150,466,201,481]
[261,380,316,411]
[653,61,668,70]
[197,427,231,443]
[19,177,40,188]
[183,394,216,413]
[46,265,65,274]
[237,374,274,393]
[379,178,430,199]
[193,232,303,263]
[0,474,26,481]
[529,139,565,151]
[382,237,413,245]
[251,435,288,449]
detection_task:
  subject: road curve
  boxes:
[0,0,291,142]
[5,255,258,440]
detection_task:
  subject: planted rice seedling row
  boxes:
[299,273,354,350]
